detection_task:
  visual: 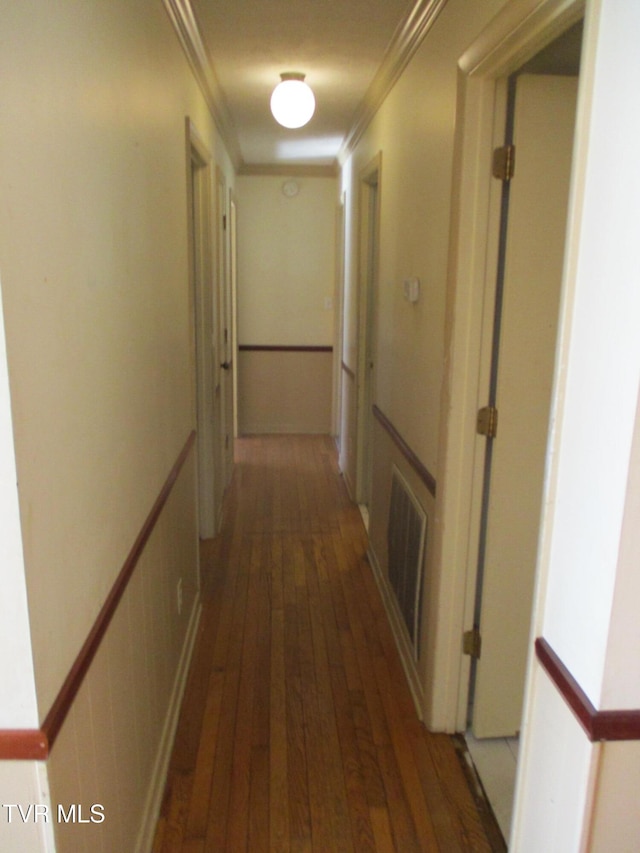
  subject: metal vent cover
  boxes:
[387,466,427,658]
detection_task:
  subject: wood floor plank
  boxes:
[184,536,249,841]
[225,539,264,853]
[369,805,397,853]
[305,540,354,853]
[249,744,270,853]
[157,770,191,852]
[180,840,204,853]
[350,688,388,810]
[295,547,336,852]
[282,536,312,852]
[329,663,377,852]
[152,436,504,853]
[270,607,289,852]
[331,532,391,748]
[183,670,225,840]
[376,745,423,852]
[202,557,250,851]
[373,656,440,850]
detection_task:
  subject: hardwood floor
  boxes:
[153,435,504,852]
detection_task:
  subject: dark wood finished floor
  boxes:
[153,435,504,852]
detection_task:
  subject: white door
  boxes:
[472,75,578,737]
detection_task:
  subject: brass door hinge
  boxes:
[492,144,516,181]
[463,628,482,659]
[477,406,498,438]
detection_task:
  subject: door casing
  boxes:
[426,0,585,732]
[470,72,578,738]
[355,153,382,511]
[187,119,217,541]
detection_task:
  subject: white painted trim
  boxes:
[332,199,346,439]
[460,0,584,77]
[238,163,338,178]
[134,594,201,853]
[162,0,242,170]
[338,0,448,164]
[355,154,382,506]
[431,0,585,733]
[367,546,425,721]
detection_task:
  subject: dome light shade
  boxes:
[270,72,315,129]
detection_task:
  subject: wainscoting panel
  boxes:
[46,444,200,852]
[238,347,333,434]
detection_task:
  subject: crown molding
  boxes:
[459,0,584,77]
[163,0,243,170]
[238,162,338,178]
[338,0,449,165]
[166,0,449,172]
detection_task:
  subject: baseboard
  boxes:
[240,424,331,434]
[135,592,202,852]
[342,469,355,501]
[367,545,425,721]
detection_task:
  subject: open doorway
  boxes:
[463,22,582,839]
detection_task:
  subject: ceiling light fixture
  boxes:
[270,72,315,129]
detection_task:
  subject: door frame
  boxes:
[186,119,217,540]
[472,73,580,737]
[214,166,233,504]
[355,153,382,510]
[332,195,346,443]
[229,190,239,441]
[428,0,584,731]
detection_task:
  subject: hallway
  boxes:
[153,435,503,852]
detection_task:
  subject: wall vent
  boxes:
[387,466,427,659]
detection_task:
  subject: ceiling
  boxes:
[182,0,427,171]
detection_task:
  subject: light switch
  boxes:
[403,277,420,303]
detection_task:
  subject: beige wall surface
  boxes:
[0,0,234,848]
[338,0,505,707]
[1,0,201,717]
[47,455,199,851]
[236,175,337,347]
[236,175,338,432]
[340,0,505,478]
[238,350,332,434]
